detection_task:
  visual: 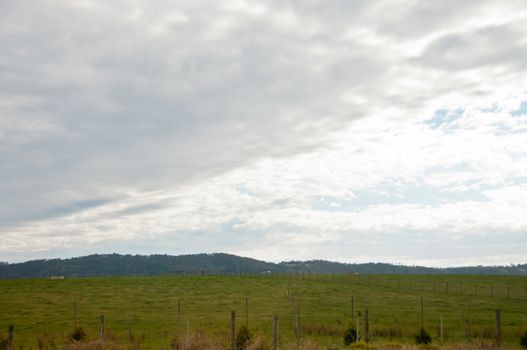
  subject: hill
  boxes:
[0,253,525,278]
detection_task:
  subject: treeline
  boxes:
[0,253,526,278]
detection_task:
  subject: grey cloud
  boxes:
[102,202,168,219]
[373,0,488,39]
[1,0,527,264]
[1,0,390,228]
[417,23,527,71]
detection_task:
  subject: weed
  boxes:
[68,326,88,343]
[236,325,253,350]
[415,327,432,344]
[0,334,7,350]
[520,330,527,348]
[344,327,358,345]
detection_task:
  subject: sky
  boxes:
[1,0,527,266]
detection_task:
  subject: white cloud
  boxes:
[1,0,526,265]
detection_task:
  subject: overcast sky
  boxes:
[1,0,527,266]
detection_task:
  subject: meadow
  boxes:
[0,274,526,349]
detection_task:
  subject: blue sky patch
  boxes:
[423,108,464,129]
[313,184,488,212]
[511,101,527,116]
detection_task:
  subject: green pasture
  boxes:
[0,274,526,349]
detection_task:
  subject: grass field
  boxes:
[0,274,526,349]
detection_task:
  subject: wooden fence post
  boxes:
[495,309,501,346]
[100,315,105,344]
[7,325,13,350]
[420,296,424,328]
[273,315,279,350]
[440,315,444,344]
[356,315,360,343]
[506,287,510,300]
[245,298,249,328]
[351,296,354,322]
[177,300,182,341]
[231,311,236,350]
[186,320,190,338]
[73,301,77,326]
[364,308,369,343]
[296,306,300,350]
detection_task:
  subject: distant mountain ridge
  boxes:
[0,253,525,278]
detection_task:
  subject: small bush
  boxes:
[236,325,253,350]
[520,330,527,348]
[415,327,432,344]
[68,326,88,342]
[343,327,358,346]
[0,334,7,350]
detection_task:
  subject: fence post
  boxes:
[356,315,359,343]
[186,320,190,338]
[296,306,300,350]
[100,315,105,345]
[7,325,13,350]
[364,308,369,343]
[273,315,279,350]
[351,296,354,322]
[231,311,236,350]
[245,298,249,328]
[495,309,501,346]
[440,315,443,344]
[177,300,182,341]
[506,287,510,300]
[73,301,77,326]
[420,296,424,328]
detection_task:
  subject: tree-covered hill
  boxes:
[0,253,525,278]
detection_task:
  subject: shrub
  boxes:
[415,327,432,344]
[343,327,358,346]
[520,330,527,348]
[68,325,88,342]
[0,334,7,350]
[236,325,253,350]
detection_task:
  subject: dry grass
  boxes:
[37,338,516,350]
[171,333,223,350]
[302,323,344,337]
[372,341,505,350]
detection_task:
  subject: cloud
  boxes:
[1,0,527,264]
[417,23,527,71]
